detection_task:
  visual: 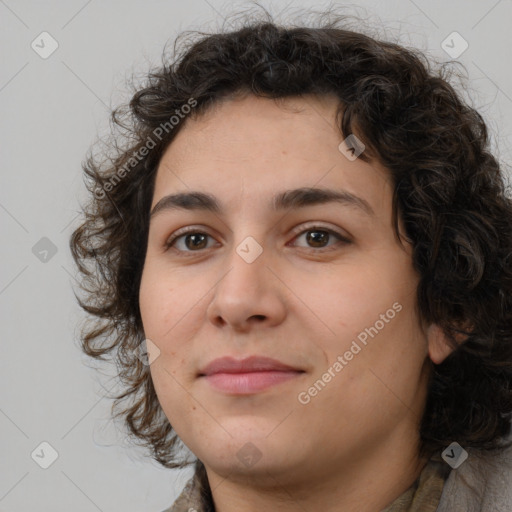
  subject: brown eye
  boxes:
[165,230,216,253]
[305,230,330,248]
[181,233,209,250]
[290,226,350,251]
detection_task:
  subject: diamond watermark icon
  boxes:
[338,134,365,161]
[236,236,263,264]
[31,31,59,59]
[32,237,58,263]
[31,441,59,469]
[441,441,468,469]
[441,32,469,59]
[135,338,161,366]
[236,442,263,468]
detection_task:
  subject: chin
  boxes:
[189,427,298,471]
[203,445,299,481]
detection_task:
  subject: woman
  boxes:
[70,10,512,512]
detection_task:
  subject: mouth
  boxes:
[198,356,305,394]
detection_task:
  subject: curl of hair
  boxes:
[70,8,512,480]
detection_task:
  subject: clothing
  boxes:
[163,445,512,512]
[437,444,512,512]
[381,452,448,512]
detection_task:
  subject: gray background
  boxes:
[1,0,511,510]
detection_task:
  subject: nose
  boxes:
[206,241,287,333]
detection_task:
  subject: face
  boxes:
[139,93,434,485]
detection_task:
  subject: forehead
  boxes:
[152,94,392,217]
[161,93,342,162]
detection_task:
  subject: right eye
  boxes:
[164,229,218,255]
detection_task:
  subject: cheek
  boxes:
[139,267,183,340]
[323,306,426,423]
[308,267,425,402]
[139,267,163,324]
[310,270,399,347]
[139,275,190,398]
[149,361,202,445]
[139,266,208,381]
[140,271,200,425]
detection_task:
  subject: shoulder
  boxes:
[160,474,204,512]
[437,442,512,512]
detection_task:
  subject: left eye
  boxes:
[164,226,349,254]
[289,227,349,250]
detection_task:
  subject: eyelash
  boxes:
[163,223,351,257]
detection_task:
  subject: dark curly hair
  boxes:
[69,7,512,505]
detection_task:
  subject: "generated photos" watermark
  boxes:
[298,301,403,404]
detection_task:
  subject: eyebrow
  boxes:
[149,187,375,219]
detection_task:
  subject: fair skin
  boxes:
[139,93,454,512]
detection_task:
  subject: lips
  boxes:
[198,356,304,394]
[199,356,301,376]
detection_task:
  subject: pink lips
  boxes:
[198,356,304,394]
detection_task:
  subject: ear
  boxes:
[427,324,458,365]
